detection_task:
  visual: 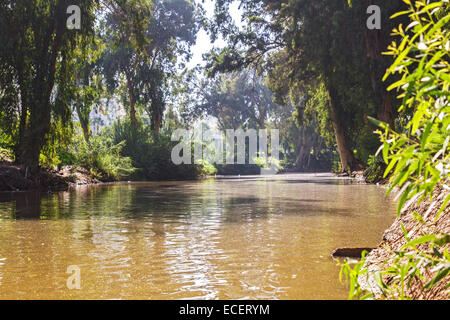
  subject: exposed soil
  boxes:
[359,186,450,300]
[0,161,102,192]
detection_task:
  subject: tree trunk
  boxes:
[258,114,266,130]
[327,85,361,173]
[294,131,313,171]
[154,114,162,136]
[75,104,91,143]
[19,100,51,172]
[16,98,28,164]
[126,76,138,131]
[363,12,395,128]
[295,145,306,169]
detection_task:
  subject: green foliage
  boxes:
[185,70,282,130]
[56,150,76,167]
[298,83,335,148]
[0,0,201,170]
[109,119,206,180]
[365,155,386,184]
[338,251,373,300]
[209,0,408,171]
[290,83,336,171]
[341,1,450,300]
[196,159,218,176]
[38,119,75,168]
[0,0,99,168]
[340,228,450,300]
[101,0,200,132]
[72,131,136,181]
[253,155,282,171]
[375,0,450,216]
[181,69,302,169]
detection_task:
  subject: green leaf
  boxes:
[433,234,450,246]
[384,158,399,178]
[403,234,436,249]
[391,10,412,19]
[424,267,450,290]
[398,184,413,215]
[436,194,450,219]
[368,116,387,129]
[383,142,389,164]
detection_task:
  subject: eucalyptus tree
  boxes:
[101,0,200,135]
[206,0,409,172]
[190,70,280,130]
[72,40,105,143]
[0,0,99,170]
[182,69,326,169]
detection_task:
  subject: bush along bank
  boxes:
[339,2,450,300]
[0,119,221,192]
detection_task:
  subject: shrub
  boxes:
[109,119,206,180]
[73,133,136,181]
[365,155,386,184]
[254,155,283,171]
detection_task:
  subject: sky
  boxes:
[183,1,244,129]
[187,0,243,68]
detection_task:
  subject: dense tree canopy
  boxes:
[0,0,99,169]
[101,0,200,134]
[0,0,440,178]
[206,0,410,172]
[0,0,201,171]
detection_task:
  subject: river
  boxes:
[0,173,396,300]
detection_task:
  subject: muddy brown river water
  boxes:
[0,173,396,299]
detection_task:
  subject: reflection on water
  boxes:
[0,173,396,299]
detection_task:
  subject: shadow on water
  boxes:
[0,192,43,219]
[0,179,354,222]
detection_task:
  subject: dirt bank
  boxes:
[360,186,449,300]
[0,162,102,192]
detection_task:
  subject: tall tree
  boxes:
[0,0,98,170]
[206,0,408,172]
[100,0,153,132]
[189,70,280,130]
[101,0,200,135]
[72,40,105,143]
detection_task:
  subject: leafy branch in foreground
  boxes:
[377,0,450,216]
[340,0,450,300]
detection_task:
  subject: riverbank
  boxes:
[0,161,364,193]
[359,186,449,300]
[0,161,104,192]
